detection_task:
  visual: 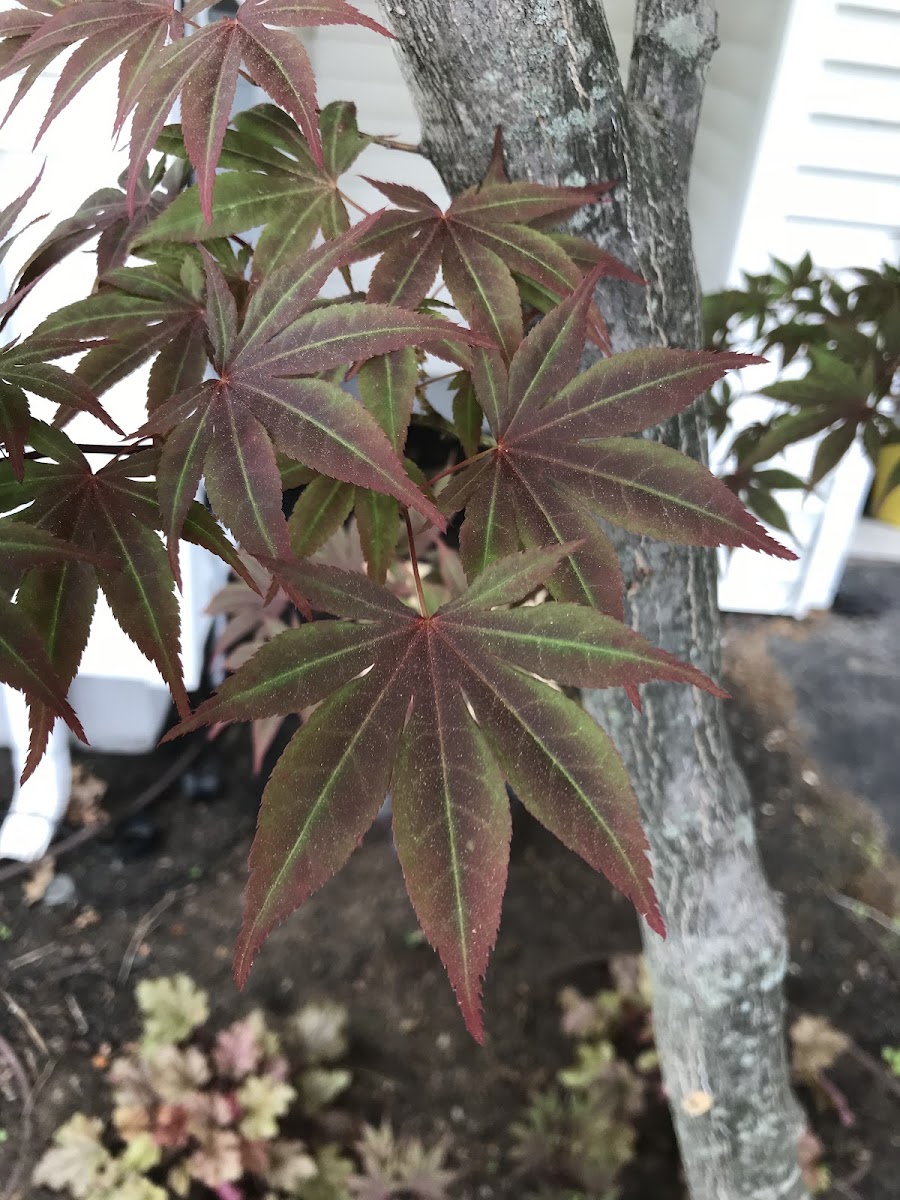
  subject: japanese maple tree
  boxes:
[0,0,794,1038]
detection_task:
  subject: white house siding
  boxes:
[716,0,899,615]
[730,0,900,276]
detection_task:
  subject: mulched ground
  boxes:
[1,606,898,1200]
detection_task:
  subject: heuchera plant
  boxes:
[33,973,456,1200]
[0,0,794,1040]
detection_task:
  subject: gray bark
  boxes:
[377,2,809,1198]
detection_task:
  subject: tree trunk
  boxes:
[377,2,809,1198]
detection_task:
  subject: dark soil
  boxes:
[1,610,899,1200]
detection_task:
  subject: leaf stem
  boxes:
[428,446,493,487]
[372,136,422,155]
[403,508,429,618]
[339,190,371,219]
[421,370,458,387]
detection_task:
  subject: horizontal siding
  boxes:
[803,116,900,176]
[813,61,900,120]
[838,0,900,14]
[784,0,900,262]
[788,171,900,227]
[778,219,898,269]
[732,0,900,277]
[825,6,900,69]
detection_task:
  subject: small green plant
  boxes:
[882,1046,900,1077]
[705,256,900,531]
[33,974,451,1200]
[510,956,654,1200]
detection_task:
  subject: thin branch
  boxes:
[421,370,458,387]
[403,507,429,617]
[845,1043,900,1105]
[825,889,900,989]
[372,135,422,154]
[118,890,179,985]
[827,890,900,938]
[1,989,48,1057]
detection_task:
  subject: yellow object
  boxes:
[873,444,900,527]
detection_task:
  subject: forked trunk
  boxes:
[378,1,809,1196]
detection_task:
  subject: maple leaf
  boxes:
[439,268,795,620]
[0,510,113,583]
[282,346,421,584]
[167,545,726,1039]
[0,3,188,238]
[0,593,85,760]
[142,100,371,277]
[0,1,48,70]
[0,424,242,774]
[344,135,623,359]
[37,258,211,408]
[6,160,191,328]
[0,1,67,126]
[140,223,488,572]
[0,507,116,769]
[0,166,45,321]
[2,0,391,220]
[0,334,121,478]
